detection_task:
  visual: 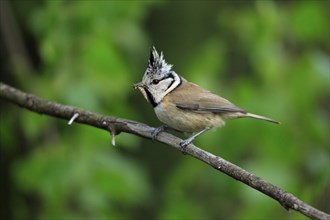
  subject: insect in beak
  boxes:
[133,82,149,102]
[133,82,144,89]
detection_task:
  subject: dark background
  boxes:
[1,0,329,219]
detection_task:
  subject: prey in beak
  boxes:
[133,82,149,103]
[133,82,144,90]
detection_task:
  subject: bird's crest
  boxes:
[147,46,172,75]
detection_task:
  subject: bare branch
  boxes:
[0,82,329,220]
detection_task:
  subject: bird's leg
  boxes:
[179,128,210,149]
[151,125,170,140]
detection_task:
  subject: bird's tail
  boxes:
[245,112,280,124]
[232,112,280,124]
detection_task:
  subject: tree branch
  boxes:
[0,82,329,220]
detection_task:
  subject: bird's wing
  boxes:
[170,80,246,113]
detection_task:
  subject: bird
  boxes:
[133,47,279,148]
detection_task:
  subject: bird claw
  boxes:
[151,125,167,140]
[179,139,193,153]
[179,140,190,148]
[178,128,210,151]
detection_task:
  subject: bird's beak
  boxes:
[133,82,144,89]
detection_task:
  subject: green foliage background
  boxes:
[0,1,329,219]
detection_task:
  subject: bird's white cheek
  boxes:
[148,88,165,104]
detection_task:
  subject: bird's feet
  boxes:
[179,138,194,152]
[151,125,168,140]
[178,128,210,152]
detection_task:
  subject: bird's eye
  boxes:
[152,79,160,85]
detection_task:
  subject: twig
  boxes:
[68,113,79,125]
[0,82,329,220]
